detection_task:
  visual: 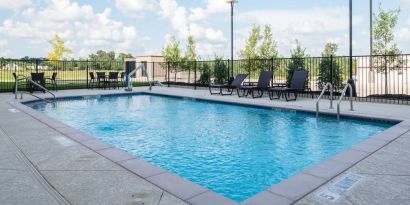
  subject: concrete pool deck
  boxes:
[1,87,409,205]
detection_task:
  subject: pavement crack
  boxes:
[157,191,164,205]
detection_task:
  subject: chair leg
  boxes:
[237,88,247,97]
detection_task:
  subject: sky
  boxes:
[0,0,409,59]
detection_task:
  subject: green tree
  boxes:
[239,25,261,75]
[182,34,197,83]
[162,36,181,81]
[287,39,308,83]
[318,43,343,90]
[372,3,402,94]
[258,24,279,59]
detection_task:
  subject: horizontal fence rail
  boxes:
[1,54,409,104]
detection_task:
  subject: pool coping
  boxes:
[9,91,410,205]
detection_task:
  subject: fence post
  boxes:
[167,62,170,87]
[194,61,197,90]
[271,58,274,83]
[152,62,155,81]
[86,60,89,89]
[330,55,334,86]
[35,59,39,73]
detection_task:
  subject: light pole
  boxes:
[370,0,373,70]
[227,0,238,78]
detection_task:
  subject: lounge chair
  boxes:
[209,74,248,95]
[237,71,273,98]
[268,70,308,101]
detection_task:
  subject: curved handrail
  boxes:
[15,74,56,103]
[337,83,354,120]
[125,63,146,91]
[316,82,333,117]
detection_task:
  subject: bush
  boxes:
[213,58,228,84]
[198,63,211,84]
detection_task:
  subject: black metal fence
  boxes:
[160,54,410,104]
[1,55,409,104]
[0,59,150,92]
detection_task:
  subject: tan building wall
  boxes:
[124,56,166,82]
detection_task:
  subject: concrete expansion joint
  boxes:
[0,127,71,205]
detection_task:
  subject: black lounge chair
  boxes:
[209,74,248,95]
[268,70,308,101]
[237,71,273,98]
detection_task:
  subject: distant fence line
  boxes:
[1,54,409,104]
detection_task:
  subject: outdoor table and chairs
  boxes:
[91,71,121,89]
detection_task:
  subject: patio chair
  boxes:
[45,72,58,91]
[29,73,46,93]
[107,72,119,89]
[237,71,273,98]
[268,70,308,101]
[209,74,248,95]
[96,72,107,89]
[12,73,28,93]
[89,72,97,89]
[119,72,126,87]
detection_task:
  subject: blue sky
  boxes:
[0,0,409,59]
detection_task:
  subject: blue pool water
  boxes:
[26,94,394,202]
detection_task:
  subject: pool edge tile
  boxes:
[187,191,238,205]
[146,172,207,201]
[96,147,136,162]
[241,191,293,205]
[267,173,326,201]
[119,158,167,178]
[303,159,351,180]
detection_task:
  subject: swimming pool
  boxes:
[25,94,394,202]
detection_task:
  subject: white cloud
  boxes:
[0,0,31,10]
[0,39,8,47]
[235,6,365,56]
[115,0,156,17]
[400,0,410,7]
[0,0,148,58]
[159,0,227,57]
[189,0,230,22]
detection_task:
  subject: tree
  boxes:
[287,39,308,83]
[258,24,279,59]
[239,25,261,76]
[47,34,72,61]
[239,25,261,60]
[182,34,197,83]
[162,36,181,81]
[318,43,343,90]
[372,3,402,95]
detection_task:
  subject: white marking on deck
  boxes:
[8,108,20,113]
[317,174,363,202]
[54,137,74,147]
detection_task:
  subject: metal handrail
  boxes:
[316,82,333,117]
[148,80,165,91]
[337,83,354,120]
[125,63,164,91]
[15,74,56,103]
[125,63,146,91]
